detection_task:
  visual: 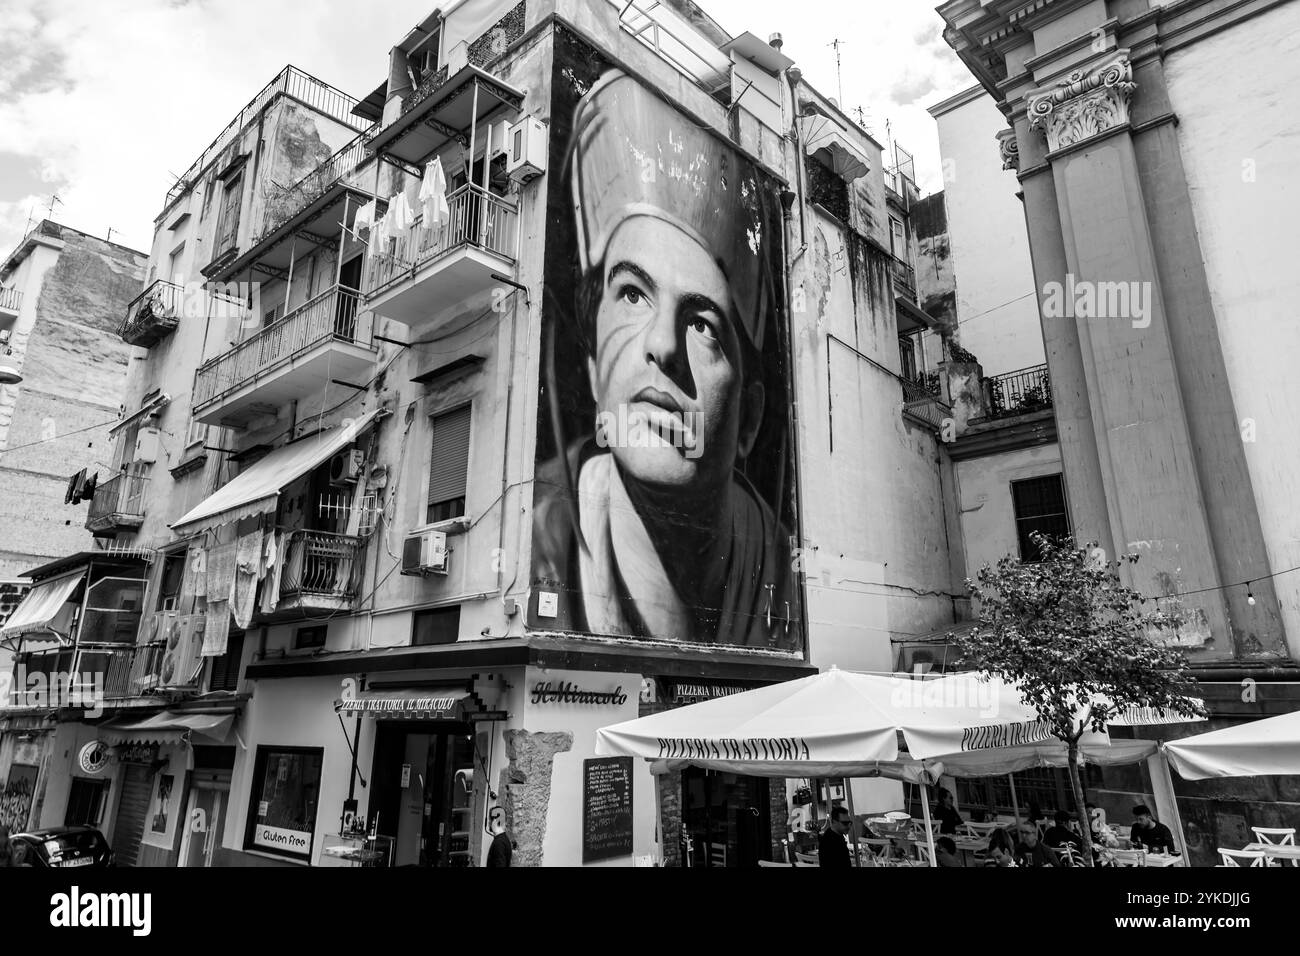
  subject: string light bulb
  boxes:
[1246,583,1256,607]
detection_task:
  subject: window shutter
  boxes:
[427,406,471,507]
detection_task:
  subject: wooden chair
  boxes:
[708,843,727,868]
[1218,848,1268,867]
[794,851,820,867]
[1251,827,1296,846]
[757,859,790,868]
[960,821,1001,839]
[1053,844,1085,868]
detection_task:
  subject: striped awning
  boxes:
[0,572,84,645]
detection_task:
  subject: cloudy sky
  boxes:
[0,0,976,258]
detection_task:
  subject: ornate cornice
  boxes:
[996,128,1020,170]
[1027,57,1136,153]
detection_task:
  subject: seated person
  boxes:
[1015,822,1062,867]
[817,806,854,869]
[1043,810,1083,850]
[983,828,1018,867]
[935,836,963,868]
[1129,805,1179,855]
[934,787,965,835]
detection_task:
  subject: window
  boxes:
[214,173,243,255]
[186,417,208,449]
[207,630,245,693]
[890,217,907,259]
[168,243,185,284]
[264,302,285,328]
[294,625,327,650]
[157,552,185,611]
[412,605,460,646]
[426,405,471,524]
[806,153,850,224]
[65,778,110,827]
[1012,474,1071,562]
[245,746,323,860]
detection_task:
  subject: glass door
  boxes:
[181,786,227,867]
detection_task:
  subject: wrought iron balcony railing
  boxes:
[255,130,374,246]
[901,374,951,431]
[984,364,1052,421]
[364,185,518,296]
[86,471,149,534]
[279,530,364,603]
[891,256,917,302]
[100,641,170,699]
[192,284,371,409]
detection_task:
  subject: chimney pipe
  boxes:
[769,32,784,51]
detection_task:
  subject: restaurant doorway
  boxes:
[681,768,770,868]
[369,721,476,867]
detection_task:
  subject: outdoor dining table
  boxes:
[1242,843,1300,865]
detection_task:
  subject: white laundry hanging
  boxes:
[352,199,377,240]
[419,157,450,229]
[388,191,415,232]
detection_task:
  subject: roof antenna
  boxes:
[829,39,845,106]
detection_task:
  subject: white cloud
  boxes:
[0,0,976,260]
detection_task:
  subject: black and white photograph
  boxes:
[0,0,1296,937]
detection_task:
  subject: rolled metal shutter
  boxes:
[427,405,471,507]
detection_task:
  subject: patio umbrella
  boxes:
[1163,709,1300,780]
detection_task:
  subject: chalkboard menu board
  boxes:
[582,757,633,863]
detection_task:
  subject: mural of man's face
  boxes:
[587,217,762,492]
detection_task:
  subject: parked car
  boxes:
[10,826,115,868]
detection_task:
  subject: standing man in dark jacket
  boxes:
[486,811,513,868]
[818,807,854,868]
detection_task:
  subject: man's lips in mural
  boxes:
[630,387,696,448]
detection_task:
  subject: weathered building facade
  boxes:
[939,0,1300,862]
[1,0,1071,867]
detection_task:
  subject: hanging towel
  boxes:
[260,532,282,615]
[183,547,208,599]
[388,190,415,233]
[419,157,450,229]
[202,602,230,657]
[353,200,377,241]
[206,541,239,603]
[231,532,262,629]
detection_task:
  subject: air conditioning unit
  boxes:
[489,120,511,161]
[506,116,548,184]
[158,614,204,688]
[329,448,364,486]
[401,528,448,576]
[134,426,161,464]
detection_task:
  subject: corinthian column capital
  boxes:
[996,128,1020,171]
[1027,57,1136,153]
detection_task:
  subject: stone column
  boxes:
[498,729,572,868]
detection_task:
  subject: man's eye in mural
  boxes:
[687,314,720,345]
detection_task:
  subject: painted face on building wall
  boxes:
[587,217,759,493]
[531,48,802,652]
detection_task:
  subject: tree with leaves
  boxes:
[954,533,1205,866]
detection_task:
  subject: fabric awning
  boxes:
[171,411,377,534]
[1163,710,1300,780]
[336,687,476,721]
[0,573,84,643]
[99,709,237,746]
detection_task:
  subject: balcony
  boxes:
[86,471,150,537]
[891,256,918,303]
[119,280,182,347]
[191,284,376,427]
[99,641,170,700]
[0,286,21,329]
[901,374,951,432]
[271,530,365,617]
[983,364,1052,421]
[364,185,518,330]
